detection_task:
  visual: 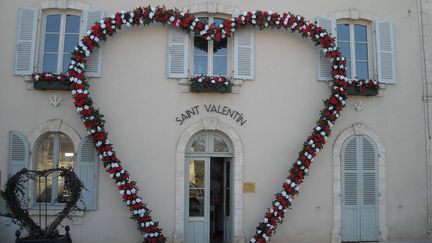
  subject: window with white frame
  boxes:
[167,15,254,80]
[336,21,371,80]
[40,11,81,73]
[192,17,229,76]
[316,16,396,83]
[8,129,99,210]
[14,6,104,77]
[35,132,75,203]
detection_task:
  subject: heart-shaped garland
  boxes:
[63,5,352,243]
[2,168,84,239]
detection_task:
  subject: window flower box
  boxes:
[32,73,71,91]
[33,81,71,90]
[190,75,232,93]
[346,79,379,96]
[346,86,378,96]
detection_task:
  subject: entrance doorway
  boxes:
[185,132,233,243]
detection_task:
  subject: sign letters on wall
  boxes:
[175,104,247,126]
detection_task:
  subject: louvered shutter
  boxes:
[8,131,30,177]
[83,10,105,77]
[360,136,379,241]
[14,7,39,75]
[316,17,336,81]
[8,131,30,208]
[76,137,99,210]
[167,27,189,78]
[234,29,254,80]
[342,136,360,241]
[375,21,396,83]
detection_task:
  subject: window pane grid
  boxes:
[337,22,369,79]
[192,16,228,76]
[36,133,75,204]
[42,13,80,73]
[354,24,368,78]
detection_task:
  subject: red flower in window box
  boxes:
[190,75,232,93]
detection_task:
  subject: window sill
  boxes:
[33,81,71,91]
[177,78,243,93]
[325,81,386,97]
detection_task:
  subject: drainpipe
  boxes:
[417,0,432,238]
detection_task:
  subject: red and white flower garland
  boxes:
[41,5,360,243]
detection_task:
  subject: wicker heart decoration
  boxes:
[3,168,83,239]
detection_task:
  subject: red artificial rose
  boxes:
[215,32,222,42]
[330,97,338,105]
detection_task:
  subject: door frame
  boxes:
[223,157,233,243]
[331,123,388,243]
[174,118,245,243]
[184,156,233,243]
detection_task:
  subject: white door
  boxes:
[185,158,210,243]
[342,135,379,242]
[185,131,234,243]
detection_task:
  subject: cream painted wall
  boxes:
[0,0,428,242]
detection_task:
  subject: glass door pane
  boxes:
[186,158,210,243]
[189,159,206,217]
[36,134,55,202]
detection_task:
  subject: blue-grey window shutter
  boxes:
[375,21,396,83]
[342,136,360,241]
[8,131,30,177]
[167,27,189,78]
[8,131,30,208]
[76,137,99,210]
[360,136,379,241]
[342,135,379,242]
[316,16,336,81]
[234,29,254,80]
[83,9,105,77]
[14,7,39,75]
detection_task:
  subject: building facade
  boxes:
[0,0,430,242]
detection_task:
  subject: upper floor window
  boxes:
[167,15,254,80]
[41,11,81,73]
[36,132,75,203]
[337,22,370,80]
[316,16,396,83]
[193,17,228,76]
[14,6,104,77]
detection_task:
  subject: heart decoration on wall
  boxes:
[58,5,352,243]
[2,168,84,239]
